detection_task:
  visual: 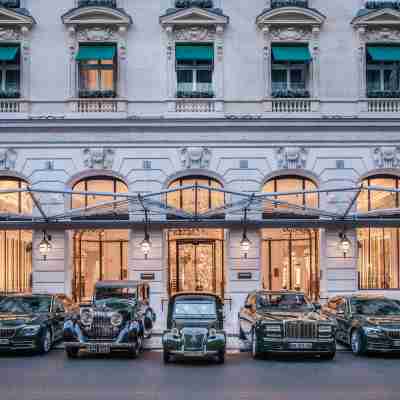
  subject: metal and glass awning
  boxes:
[0,184,399,230]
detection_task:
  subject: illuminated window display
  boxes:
[358,176,400,289]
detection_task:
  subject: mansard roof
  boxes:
[256,6,326,27]
[0,6,35,27]
[160,7,229,27]
[62,5,132,27]
[353,8,400,27]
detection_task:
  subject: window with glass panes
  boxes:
[0,46,20,94]
[366,62,400,92]
[271,63,307,92]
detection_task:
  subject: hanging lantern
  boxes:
[39,231,52,261]
[339,232,351,258]
[140,234,151,260]
[240,231,251,259]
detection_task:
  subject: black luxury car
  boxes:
[0,294,71,354]
[63,280,156,358]
[239,290,336,359]
[162,292,226,364]
[323,295,400,355]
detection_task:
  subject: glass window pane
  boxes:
[196,70,212,93]
[100,69,114,91]
[72,181,86,209]
[86,179,114,207]
[80,69,99,90]
[272,69,287,91]
[384,68,398,91]
[0,180,19,214]
[177,70,193,93]
[366,69,381,91]
[290,69,305,90]
[5,70,19,91]
[369,177,396,210]
[20,181,32,215]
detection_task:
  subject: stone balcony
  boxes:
[167,98,224,115]
[265,98,320,113]
[0,99,29,113]
[68,98,128,114]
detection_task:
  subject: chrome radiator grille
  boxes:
[285,321,318,339]
[0,328,15,338]
[385,328,400,339]
[182,329,207,351]
[85,312,120,339]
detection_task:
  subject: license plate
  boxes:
[87,343,111,354]
[289,342,313,350]
[0,339,9,345]
[393,340,400,347]
[184,351,203,357]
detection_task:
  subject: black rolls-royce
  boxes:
[323,294,400,355]
[239,290,336,359]
[162,292,226,364]
[0,294,70,354]
[64,280,156,358]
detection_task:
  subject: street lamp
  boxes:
[339,232,351,258]
[240,208,251,259]
[140,210,151,260]
[39,231,52,261]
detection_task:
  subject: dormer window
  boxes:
[76,44,117,97]
[0,45,20,97]
[176,44,214,98]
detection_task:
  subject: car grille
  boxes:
[182,328,207,351]
[384,328,400,339]
[0,328,15,338]
[285,321,318,339]
[84,312,120,339]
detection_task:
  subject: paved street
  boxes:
[0,350,399,400]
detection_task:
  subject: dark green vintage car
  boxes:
[0,294,70,354]
[162,292,226,364]
[323,294,400,355]
[239,291,336,359]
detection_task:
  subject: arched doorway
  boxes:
[0,177,32,293]
[261,175,320,299]
[166,176,225,298]
[358,175,400,289]
[71,176,129,301]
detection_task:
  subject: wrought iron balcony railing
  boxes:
[271,0,308,8]
[365,1,400,9]
[78,0,117,8]
[175,0,213,9]
[0,0,20,8]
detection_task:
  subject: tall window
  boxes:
[271,44,311,97]
[0,45,20,96]
[76,44,117,97]
[358,175,400,289]
[176,44,214,98]
[262,176,319,216]
[0,177,32,293]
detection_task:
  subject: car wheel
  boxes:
[351,329,366,356]
[65,347,79,359]
[38,328,52,355]
[163,350,171,364]
[320,352,336,361]
[251,330,261,359]
[128,342,140,359]
[216,350,225,364]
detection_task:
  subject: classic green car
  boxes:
[239,290,336,359]
[323,294,400,355]
[162,292,226,364]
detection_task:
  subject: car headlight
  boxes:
[110,312,123,327]
[364,327,384,338]
[80,309,94,326]
[319,325,333,334]
[209,328,217,338]
[171,328,180,338]
[21,325,41,336]
[265,324,282,334]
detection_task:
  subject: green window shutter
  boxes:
[272,45,311,62]
[0,46,19,61]
[367,46,400,62]
[176,45,214,61]
[76,45,116,61]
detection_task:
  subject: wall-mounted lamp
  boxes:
[140,210,151,260]
[39,231,52,261]
[339,231,351,258]
[240,208,251,259]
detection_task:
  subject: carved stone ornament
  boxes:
[83,148,115,170]
[77,27,118,42]
[0,148,17,170]
[363,27,400,42]
[270,27,312,42]
[0,28,21,41]
[174,26,216,42]
[373,146,400,169]
[180,147,212,169]
[276,147,308,169]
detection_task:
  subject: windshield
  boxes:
[173,301,217,318]
[0,297,52,314]
[257,293,313,312]
[94,298,134,310]
[351,298,400,316]
[95,288,137,301]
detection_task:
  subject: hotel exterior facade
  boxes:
[1,0,400,333]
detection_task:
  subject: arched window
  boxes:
[0,177,32,293]
[358,175,400,289]
[166,176,224,216]
[262,175,319,216]
[71,176,128,210]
